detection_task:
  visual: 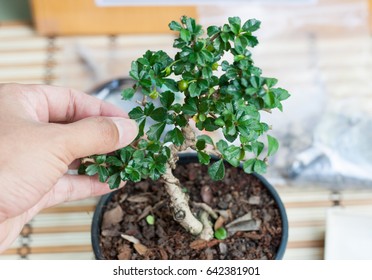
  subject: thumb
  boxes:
[61,116,138,159]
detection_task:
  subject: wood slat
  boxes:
[40,205,95,214]
[3,245,92,255]
[287,240,325,249]
[32,225,91,234]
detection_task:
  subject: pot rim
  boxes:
[91,153,288,260]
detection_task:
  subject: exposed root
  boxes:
[199,211,214,241]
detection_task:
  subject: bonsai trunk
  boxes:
[162,164,203,235]
[161,124,213,239]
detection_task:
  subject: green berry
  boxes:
[178,80,188,92]
[149,89,159,99]
[214,227,228,240]
[164,67,171,77]
[146,215,155,225]
[198,113,206,122]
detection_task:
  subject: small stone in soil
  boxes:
[248,195,261,205]
[217,201,229,210]
[200,185,213,204]
[219,243,228,255]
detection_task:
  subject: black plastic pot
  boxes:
[91,153,289,260]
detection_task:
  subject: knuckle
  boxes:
[92,116,119,148]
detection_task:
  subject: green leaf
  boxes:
[162,79,179,92]
[234,37,244,53]
[254,159,267,173]
[171,103,182,113]
[119,149,132,163]
[106,156,122,167]
[78,164,86,175]
[228,17,241,35]
[132,150,145,161]
[144,102,155,116]
[147,122,166,141]
[97,166,109,183]
[220,32,230,43]
[128,106,144,120]
[265,77,278,88]
[207,25,220,37]
[263,91,276,108]
[214,227,228,240]
[150,107,167,122]
[188,83,201,97]
[201,50,214,63]
[202,67,213,79]
[267,135,279,157]
[160,91,175,109]
[203,117,220,132]
[224,145,241,160]
[107,173,121,189]
[243,158,256,173]
[242,19,261,32]
[85,164,98,176]
[245,35,259,47]
[251,141,264,157]
[129,61,139,80]
[180,29,192,42]
[147,141,161,153]
[95,155,106,164]
[194,41,205,52]
[169,21,182,31]
[196,139,206,150]
[161,146,171,158]
[164,127,185,146]
[272,88,290,101]
[208,159,225,181]
[122,88,135,100]
[182,97,198,115]
[216,139,228,154]
[137,119,146,138]
[197,151,211,165]
[175,115,187,127]
[129,169,141,182]
[197,134,214,145]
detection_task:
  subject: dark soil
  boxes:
[98,162,283,260]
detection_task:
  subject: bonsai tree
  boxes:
[80,16,289,241]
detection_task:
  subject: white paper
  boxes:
[325,207,372,260]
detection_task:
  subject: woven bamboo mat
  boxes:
[1,14,372,259]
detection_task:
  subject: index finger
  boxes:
[14,83,128,123]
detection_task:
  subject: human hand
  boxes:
[0,83,138,252]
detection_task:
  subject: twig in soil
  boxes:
[136,205,153,222]
[153,199,166,210]
[121,234,140,244]
[226,212,261,234]
[121,234,148,256]
[192,202,218,219]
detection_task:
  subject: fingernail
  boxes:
[112,118,138,147]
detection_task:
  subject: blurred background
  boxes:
[0,0,372,260]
